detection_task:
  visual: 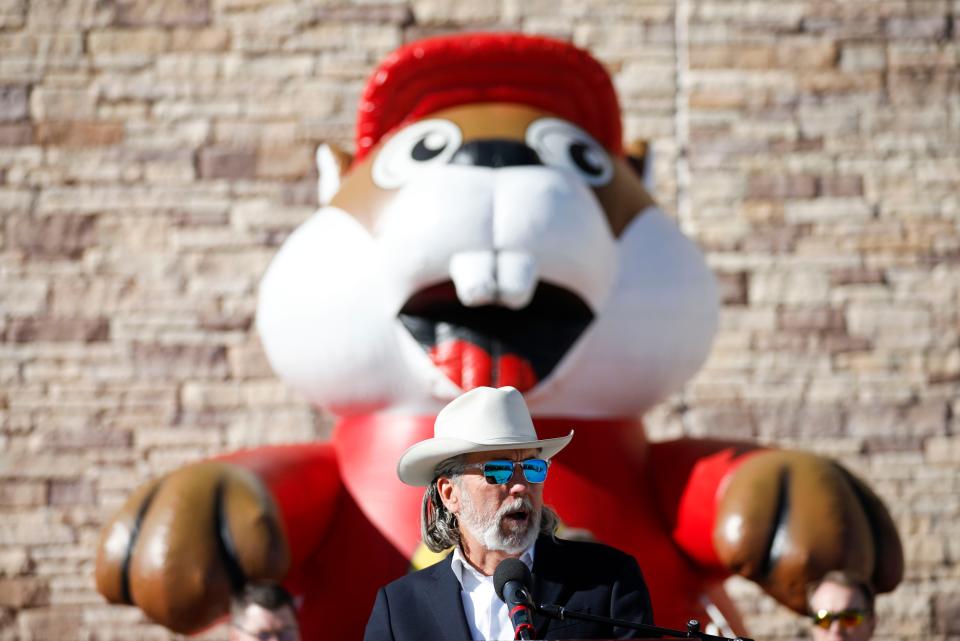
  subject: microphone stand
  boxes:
[534,603,755,641]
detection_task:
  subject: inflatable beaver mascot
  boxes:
[95,33,903,639]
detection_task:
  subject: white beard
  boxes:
[456,486,541,554]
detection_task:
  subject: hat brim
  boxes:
[397,431,574,486]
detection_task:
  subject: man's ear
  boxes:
[437,477,459,513]
[624,138,654,194]
[317,143,353,206]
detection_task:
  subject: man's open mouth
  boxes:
[502,509,530,526]
[399,281,594,392]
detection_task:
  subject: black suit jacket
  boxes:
[364,536,654,640]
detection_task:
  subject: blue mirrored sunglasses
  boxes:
[462,459,550,485]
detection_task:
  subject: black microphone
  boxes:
[493,558,536,640]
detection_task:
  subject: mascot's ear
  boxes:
[624,139,654,194]
[317,143,354,206]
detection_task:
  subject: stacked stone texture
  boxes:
[0,1,957,639]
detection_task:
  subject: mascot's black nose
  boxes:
[450,139,543,168]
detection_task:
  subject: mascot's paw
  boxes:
[714,450,903,612]
[95,462,289,633]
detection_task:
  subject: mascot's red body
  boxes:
[96,34,902,639]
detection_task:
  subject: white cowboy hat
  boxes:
[397,386,573,486]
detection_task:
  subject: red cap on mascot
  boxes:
[354,32,624,163]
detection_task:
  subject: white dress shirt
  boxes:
[450,545,536,641]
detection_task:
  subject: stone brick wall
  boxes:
[1,1,957,639]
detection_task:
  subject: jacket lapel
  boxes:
[530,537,565,637]
[425,555,473,640]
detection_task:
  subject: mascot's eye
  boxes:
[371,119,463,189]
[411,132,449,161]
[569,143,605,176]
[525,118,614,187]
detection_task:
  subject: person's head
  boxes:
[808,571,876,641]
[230,582,300,641]
[396,386,572,555]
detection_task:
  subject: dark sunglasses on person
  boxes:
[462,459,550,485]
[811,609,869,630]
[232,623,299,641]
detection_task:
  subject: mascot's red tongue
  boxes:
[429,338,538,392]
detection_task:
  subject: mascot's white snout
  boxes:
[258,150,718,417]
[527,208,719,417]
[375,165,618,316]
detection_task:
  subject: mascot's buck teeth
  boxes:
[449,250,538,309]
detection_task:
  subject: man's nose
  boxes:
[449,139,543,168]
[507,466,530,493]
[508,481,529,495]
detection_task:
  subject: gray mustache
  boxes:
[496,497,534,520]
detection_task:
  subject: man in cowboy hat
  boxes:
[364,386,653,640]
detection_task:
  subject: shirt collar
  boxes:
[450,543,536,588]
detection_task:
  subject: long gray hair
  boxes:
[420,455,560,552]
